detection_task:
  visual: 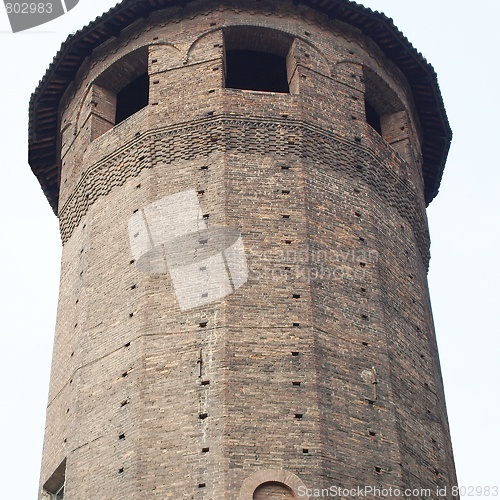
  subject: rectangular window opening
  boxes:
[116,73,150,125]
[225,50,289,93]
[365,99,382,136]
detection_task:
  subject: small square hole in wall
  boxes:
[291,351,299,356]
[199,321,208,328]
[302,448,309,454]
[199,413,208,420]
[201,380,210,386]
[294,413,303,419]
[202,447,210,453]
[198,483,206,488]
[292,381,301,386]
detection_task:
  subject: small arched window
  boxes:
[363,66,414,163]
[253,481,295,500]
[89,46,150,140]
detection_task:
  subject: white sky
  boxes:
[0,1,498,498]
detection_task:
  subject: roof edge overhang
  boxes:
[28,0,452,214]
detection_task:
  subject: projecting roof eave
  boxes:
[28,0,452,214]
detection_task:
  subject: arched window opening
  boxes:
[224,26,295,94]
[363,67,415,163]
[89,46,149,140]
[253,481,295,500]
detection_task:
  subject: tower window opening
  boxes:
[223,26,295,94]
[89,46,149,140]
[365,100,382,136]
[43,459,66,500]
[362,67,413,163]
[115,73,149,125]
[225,50,289,93]
[253,481,295,500]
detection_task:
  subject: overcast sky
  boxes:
[0,1,498,498]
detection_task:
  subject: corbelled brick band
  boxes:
[30,1,457,499]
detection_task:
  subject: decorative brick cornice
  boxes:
[59,116,431,267]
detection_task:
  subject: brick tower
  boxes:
[29,1,457,498]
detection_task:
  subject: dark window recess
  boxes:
[115,73,150,124]
[225,50,289,93]
[365,100,382,136]
[43,459,66,500]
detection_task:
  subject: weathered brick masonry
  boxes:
[29,0,457,498]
